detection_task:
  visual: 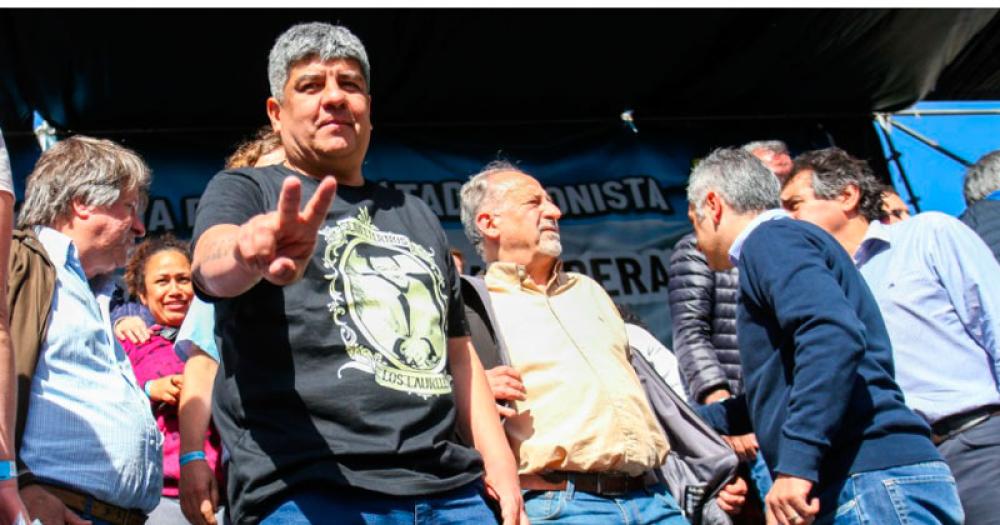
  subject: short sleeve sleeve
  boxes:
[174,296,219,362]
[191,170,268,249]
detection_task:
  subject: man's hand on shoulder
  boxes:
[765,474,819,525]
[19,485,91,525]
[113,316,151,344]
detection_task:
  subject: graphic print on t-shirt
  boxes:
[320,207,453,397]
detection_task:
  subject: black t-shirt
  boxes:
[192,165,482,522]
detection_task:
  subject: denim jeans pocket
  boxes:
[523,490,566,522]
[882,473,962,525]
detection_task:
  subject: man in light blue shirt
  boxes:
[781,147,1000,525]
[12,136,162,524]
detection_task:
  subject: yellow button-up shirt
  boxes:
[485,262,669,476]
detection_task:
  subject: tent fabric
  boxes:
[0,9,997,134]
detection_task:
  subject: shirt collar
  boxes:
[35,226,118,295]
[853,220,892,266]
[728,208,791,265]
[985,189,1000,202]
[35,226,83,277]
[486,260,568,293]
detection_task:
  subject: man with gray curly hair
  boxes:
[959,149,1000,263]
[781,147,1000,525]
[690,147,959,525]
[9,135,162,524]
[191,22,524,524]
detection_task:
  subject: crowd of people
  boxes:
[0,19,997,525]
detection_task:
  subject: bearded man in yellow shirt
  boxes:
[458,160,696,524]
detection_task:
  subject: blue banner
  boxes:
[146,128,692,345]
[11,126,697,348]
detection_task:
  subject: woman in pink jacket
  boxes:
[120,235,223,524]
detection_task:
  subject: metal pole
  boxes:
[888,118,973,167]
[891,108,1000,117]
[874,114,921,213]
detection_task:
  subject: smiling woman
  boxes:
[120,234,224,524]
[125,234,194,328]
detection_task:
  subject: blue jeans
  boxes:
[523,480,688,524]
[260,480,496,524]
[814,461,963,525]
[749,452,773,504]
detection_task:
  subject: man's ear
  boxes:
[476,210,500,242]
[840,183,862,214]
[705,191,725,226]
[266,97,282,133]
[71,198,94,220]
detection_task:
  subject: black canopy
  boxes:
[1,8,997,134]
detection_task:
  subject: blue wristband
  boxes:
[179,451,206,467]
[0,460,15,481]
[144,381,153,399]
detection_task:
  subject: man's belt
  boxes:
[520,471,654,497]
[931,404,1000,445]
[37,483,147,525]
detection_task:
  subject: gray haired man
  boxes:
[190,22,524,524]
[688,148,960,525]
[11,136,161,524]
[741,140,793,182]
[459,162,697,524]
[960,149,1000,263]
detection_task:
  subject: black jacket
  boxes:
[959,199,1000,265]
[667,234,742,404]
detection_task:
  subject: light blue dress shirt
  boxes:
[174,296,218,362]
[20,227,163,512]
[854,213,1000,423]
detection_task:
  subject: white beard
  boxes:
[539,233,562,258]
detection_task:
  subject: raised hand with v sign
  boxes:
[235,175,338,286]
[194,175,337,298]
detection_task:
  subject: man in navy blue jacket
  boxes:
[685,148,961,525]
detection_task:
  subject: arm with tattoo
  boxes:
[192,176,337,298]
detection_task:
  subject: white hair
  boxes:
[459,160,521,257]
[687,148,780,219]
[964,150,1000,204]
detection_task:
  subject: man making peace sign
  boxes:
[191,22,524,525]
